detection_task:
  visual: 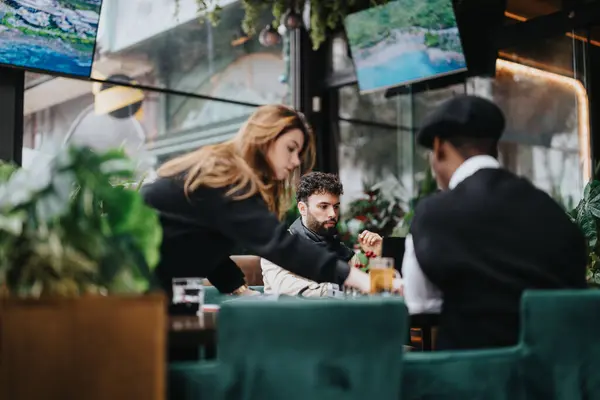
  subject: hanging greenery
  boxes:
[174,0,391,50]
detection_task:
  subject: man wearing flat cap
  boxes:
[401,94,587,350]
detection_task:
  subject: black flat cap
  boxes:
[416,95,505,149]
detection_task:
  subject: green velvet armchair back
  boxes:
[520,290,600,399]
[170,289,600,400]
[217,297,407,400]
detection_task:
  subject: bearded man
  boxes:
[261,172,382,297]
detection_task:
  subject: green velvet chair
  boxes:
[402,289,599,399]
[216,297,407,400]
[170,290,600,399]
[402,346,526,399]
[519,290,600,399]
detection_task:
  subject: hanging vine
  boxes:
[173,0,392,49]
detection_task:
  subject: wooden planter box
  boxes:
[0,294,166,400]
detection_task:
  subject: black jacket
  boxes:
[288,218,355,263]
[410,168,587,350]
[141,177,351,301]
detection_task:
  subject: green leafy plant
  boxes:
[0,146,162,298]
[0,161,18,183]
[175,0,392,50]
[284,195,300,228]
[391,167,438,237]
[568,180,600,286]
[338,179,406,248]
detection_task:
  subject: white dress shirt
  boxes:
[401,155,500,314]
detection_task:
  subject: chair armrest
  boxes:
[403,347,527,400]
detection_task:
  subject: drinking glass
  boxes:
[172,277,205,315]
[369,257,400,294]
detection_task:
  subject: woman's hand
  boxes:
[231,284,261,296]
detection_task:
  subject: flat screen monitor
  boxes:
[344,0,467,94]
[0,0,103,77]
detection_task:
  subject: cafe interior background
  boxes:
[2,0,600,398]
[14,0,597,248]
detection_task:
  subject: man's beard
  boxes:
[305,211,338,237]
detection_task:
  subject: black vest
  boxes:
[410,168,587,350]
[288,218,355,263]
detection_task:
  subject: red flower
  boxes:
[355,215,368,222]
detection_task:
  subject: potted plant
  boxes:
[568,179,600,287]
[338,178,407,249]
[174,0,392,49]
[0,145,166,399]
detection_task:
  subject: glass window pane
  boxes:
[93,0,290,104]
[337,85,413,213]
[332,33,354,72]
[338,84,403,126]
[468,58,588,206]
[23,72,257,176]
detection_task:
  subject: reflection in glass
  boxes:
[23,72,261,175]
[337,86,413,211]
[469,59,589,207]
[339,84,403,126]
[331,33,355,72]
[92,0,289,107]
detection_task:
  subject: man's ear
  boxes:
[432,137,445,161]
[298,201,307,217]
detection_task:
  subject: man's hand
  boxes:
[240,288,261,296]
[358,230,383,256]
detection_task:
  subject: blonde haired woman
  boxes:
[142,105,380,312]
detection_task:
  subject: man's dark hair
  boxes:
[445,136,499,159]
[296,172,344,203]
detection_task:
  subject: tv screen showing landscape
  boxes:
[345,0,467,93]
[0,0,103,77]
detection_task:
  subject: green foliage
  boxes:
[0,146,162,298]
[172,0,391,50]
[339,181,406,247]
[284,200,300,228]
[424,32,439,47]
[395,167,437,235]
[569,180,600,286]
[346,0,458,50]
[0,161,18,183]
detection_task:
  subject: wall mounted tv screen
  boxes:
[0,0,103,78]
[345,0,467,94]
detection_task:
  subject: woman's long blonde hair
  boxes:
[158,104,315,219]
